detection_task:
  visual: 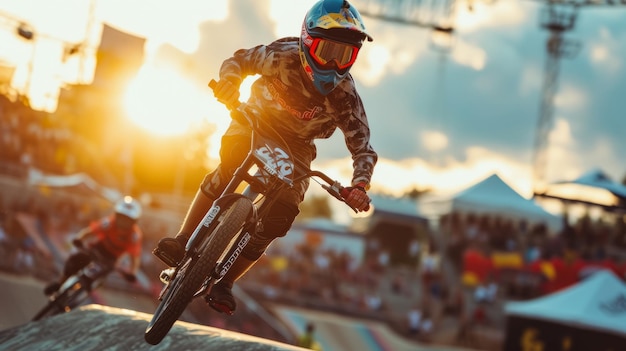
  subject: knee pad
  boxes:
[220,134,250,170]
[201,135,250,198]
[241,200,299,260]
[262,200,300,238]
[64,252,91,277]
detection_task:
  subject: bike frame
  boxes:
[33,249,114,321]
[171,106,299,299]
[146,80,359,345]
[158,103,354,300]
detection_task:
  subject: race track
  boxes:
[0,272,475,351]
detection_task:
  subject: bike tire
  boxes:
[32,285,78,321]
[32,299,64,321]
[144,198,252,345]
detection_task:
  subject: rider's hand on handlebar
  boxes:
[72,238,83,249]
[343,182,371,212]
[213,79,240,107]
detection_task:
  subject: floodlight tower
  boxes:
[531,0,626,196]
[532,2,580,195]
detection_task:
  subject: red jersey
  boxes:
[89,215,142,258]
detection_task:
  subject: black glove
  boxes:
[213,79,240,107]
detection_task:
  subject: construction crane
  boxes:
[532,0,626,196]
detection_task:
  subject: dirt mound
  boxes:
[0,304,304,351]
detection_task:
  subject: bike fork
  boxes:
[159,230,253,301]
[198,230,252,301]
[215,231,252,279]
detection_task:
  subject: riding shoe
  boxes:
[44,282,61,295]
[154,235,187,267]
[206,281,236,315]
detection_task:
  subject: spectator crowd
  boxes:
[2,94,625,351]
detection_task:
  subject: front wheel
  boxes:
[32,281,86,321]
[32,294,67,321]
[144,197,253,345]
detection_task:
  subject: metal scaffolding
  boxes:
[532,0,626,195]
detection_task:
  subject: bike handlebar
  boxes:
[208,79,370,213]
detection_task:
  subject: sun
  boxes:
[123,64,214,136]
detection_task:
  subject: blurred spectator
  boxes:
[443,286,465,317]
[419,310,434,341]
[420,244,441,296]
[472,303,488,326]
[474,275,498,304]
[297,322,322,351]
[407,306,422,336]
[14,236,36,272]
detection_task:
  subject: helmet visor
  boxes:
[309,38,359,70]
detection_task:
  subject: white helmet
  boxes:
[114,196,142,220]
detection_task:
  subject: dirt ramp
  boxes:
[0,304,304,351]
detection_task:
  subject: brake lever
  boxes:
[322,182,344,202]
[322,182,359,214]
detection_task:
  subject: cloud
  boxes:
[351,21,430,86]
[518,65,542,96]
[455,1,530,33]
[315,144,535,198]
[588,27,623,75]
[98,0,228,54]
[554,84,588,111]
[421,130,449,152]
[451,39,487,70]
[268,0,315,38]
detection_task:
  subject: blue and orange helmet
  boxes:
[299,0,373,95]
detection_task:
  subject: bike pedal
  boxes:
[159,268,175,284]
[152,247,179,267]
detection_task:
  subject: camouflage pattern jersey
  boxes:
[218,37,377,187]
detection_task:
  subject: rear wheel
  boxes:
[144,198,253,345]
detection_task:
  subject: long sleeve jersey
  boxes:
[218,37,377,186]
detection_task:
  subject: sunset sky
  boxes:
[0,0,625,201]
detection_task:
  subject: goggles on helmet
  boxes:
[308,37,359,70]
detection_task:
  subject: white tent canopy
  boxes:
[566,168,626,199]
[420,173,562,233]
[539,168,626,210]
[505,269,626,337]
